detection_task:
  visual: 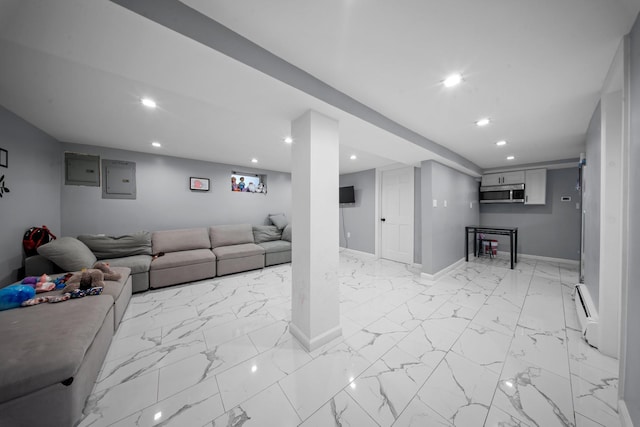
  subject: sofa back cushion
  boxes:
[252,225,282,243]
[37,237,97,271]
[210,224,254,248]
[281,224,292,242]
[78,231,152,259]
[152,228,210,253]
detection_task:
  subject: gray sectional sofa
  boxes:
[0,267,132,427]
[3,220,291,426]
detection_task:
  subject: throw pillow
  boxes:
[282,224,292,242]
[37,237,97,272]
[269,213,288,230]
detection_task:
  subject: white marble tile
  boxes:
[391,395,453,426]
[157,335,257,400]
[416,351,498,426]
[575,413,607,427]
[161,310,237,344]
[201,312,277,348]
[509,326,569,379]
[279,343,371,420]
[346,347,432,426]
[428,302,477,335]
[451,322,512,374]
[212,383,301,426]
[395,321,457,370]
[344,317,408,363]
[492,356,575,427]
[448,285,489,312]
[473,295,522,336]
[216,336,312,409]
[484,405,531,426]
[105,327,162,363]
[571,363,620,427]
[79,370,159,427]
[247,319,292,352]
[95,335,208,393]
[299,390,378,427]
[533,262,561,280]
[111,377,224,427]
[385,293,450,330]
[116,305,199,339]
[343,302,388,327]
[566,329,619,376]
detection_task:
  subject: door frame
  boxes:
[375,164,415,263]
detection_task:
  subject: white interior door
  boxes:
[380,166,414,264]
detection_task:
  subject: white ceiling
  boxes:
[0,0,638,176]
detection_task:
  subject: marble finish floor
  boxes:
[79,251,620,427]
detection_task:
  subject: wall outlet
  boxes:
[444,200,448,207]
[347,232,351,238]
[433,199,438,208]
[470,202,473,208]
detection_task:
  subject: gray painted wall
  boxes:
[339,169,375,253]
[60,142,291,237]
[583,104,602,307]
[0,106,62,286]
[421,161,479,274]
[625,13,640,425]
[479,168,581,261]
[414,167,421,264]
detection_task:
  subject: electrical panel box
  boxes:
[102,160,136,199]
[65,152,100,186]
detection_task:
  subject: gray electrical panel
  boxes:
[65,152,100,186]
[102,160,136,199]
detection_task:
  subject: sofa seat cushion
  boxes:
[150,249,215,270]
[95,266,130,302]
[101,255,151,275]
[152,228,211,253]
[0,295,113,403]
[258,240,291,254]
[213,243,265,260]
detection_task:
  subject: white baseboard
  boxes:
[290,322,342,352]
[421,257,465,281]
[496,251,579,265]
[619,399,634,427]
[339,247,376,259]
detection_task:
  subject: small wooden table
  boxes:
[465,225,518,269]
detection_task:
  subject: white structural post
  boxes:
[290,110,341,351]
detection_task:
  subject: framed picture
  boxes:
[190,177,210,191]
[0,149,7,168]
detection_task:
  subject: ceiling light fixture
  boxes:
[507,155,515,160]
[443,73,462,88]
[141,98,157,109]
[151,141,161,148]
[284,136,293,144]
[496,140,507,146]
[350,154,357,160]
[251,158,258,163]
[476,118,490,127]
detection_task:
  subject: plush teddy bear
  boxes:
[61,269,105,293]
[92,261,122,281]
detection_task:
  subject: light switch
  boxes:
[433,199,438,208]
[444,200,448,207]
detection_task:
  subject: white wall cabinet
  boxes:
[524,168,547,205]
[481,170,525,186]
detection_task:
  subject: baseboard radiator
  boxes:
[574,284,599,347]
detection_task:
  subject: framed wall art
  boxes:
[190,177,210,191]
[0,148,7,168]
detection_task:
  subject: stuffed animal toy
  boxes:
[92,261,122,281]
[61,269,105,293]
[35,274,55,293]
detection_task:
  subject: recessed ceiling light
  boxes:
[151,141,161,148]
[141,98,157,109]
[350,154,357,160]
[443,73,462,88]
[496,140,507,146]
[476,118,490,127]
[251,158,258,163]
[507,155,515,160]
[284,136,293,144]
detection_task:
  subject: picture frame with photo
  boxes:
[190,177,210,191]
[0,148,7,168]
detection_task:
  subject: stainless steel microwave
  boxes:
[479,184,525,204]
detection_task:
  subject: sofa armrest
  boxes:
[25,255,62,276]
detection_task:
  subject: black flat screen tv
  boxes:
[339,186,355,204]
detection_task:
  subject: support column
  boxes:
[290,110,341,351]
